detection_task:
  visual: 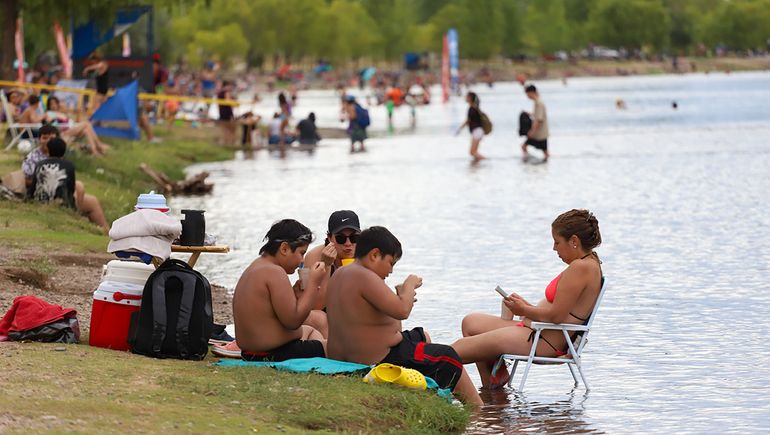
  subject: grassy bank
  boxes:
[0,126,470,433]
[0,127,233,252]
[0,342,468,434]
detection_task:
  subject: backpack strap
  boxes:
[150,268,199,357]
[173,273,200,359]
[151,273,170,355]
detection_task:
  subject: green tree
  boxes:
[698,0,770,50]
[428,0,504,59]
[523,0,570,54]
[587,0,671,50]
[563,0,598,49]
[427,2,468,53]
[360,0,416,60]
[499,0,526,57]
[310,0,381,64]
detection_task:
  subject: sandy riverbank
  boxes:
[0,247,235,336]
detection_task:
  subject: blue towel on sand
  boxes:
[216,357,369,374]
[215,357,453,400]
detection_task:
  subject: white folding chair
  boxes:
[495,278,608,391]
[1,90,42,151]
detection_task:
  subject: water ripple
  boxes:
[171,72,770,434]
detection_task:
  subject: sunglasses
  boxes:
[274,233,313,244]
[333,233,360,244]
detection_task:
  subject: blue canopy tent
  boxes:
[71,7,152,60]
[91,80,140,140]
[72,6,155,95]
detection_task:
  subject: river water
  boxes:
[172,71,770,434]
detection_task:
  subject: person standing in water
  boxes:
[456,92,486,163]
[521,84,549,162]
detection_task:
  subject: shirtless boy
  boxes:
[326,226,483,406]
[233,219,328,361]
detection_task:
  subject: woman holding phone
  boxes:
[451,209,604,388]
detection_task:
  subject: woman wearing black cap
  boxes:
[304,210,361,283]
[300,210,362,336]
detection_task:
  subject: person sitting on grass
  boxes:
[325,226,483,407]
[27,136,109,233]
[45,96,109,156]
[301,210,362,338]
[232,219,328,361]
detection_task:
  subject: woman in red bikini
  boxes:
[452,209,603,389]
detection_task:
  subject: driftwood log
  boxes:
[139,163,213,195]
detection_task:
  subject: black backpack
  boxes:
[128,259,213,360]
[519,111,532,136]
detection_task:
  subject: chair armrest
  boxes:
[13,123,43,128]
[529,321,589,331]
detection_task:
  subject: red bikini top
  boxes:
[545,274,561,303]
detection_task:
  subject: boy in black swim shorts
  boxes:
[522,84,550,161]
[379,327,463,390]
[241,339,325,362]
[325,226,482,406]
[232,219,329,362]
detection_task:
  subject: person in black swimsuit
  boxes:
[83,53,109,110]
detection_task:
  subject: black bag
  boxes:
[519,111,532,136]
[128,259,213,360]
[8,317,80,343]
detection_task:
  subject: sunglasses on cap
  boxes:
[333,233,360,244]
[274,233,312,243]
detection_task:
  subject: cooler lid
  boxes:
[102,260,154,286]
[93,281,144,306]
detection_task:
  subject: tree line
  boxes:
[3,0,770,78]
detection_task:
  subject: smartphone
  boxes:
[495,286,509,298]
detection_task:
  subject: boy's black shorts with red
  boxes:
[241,339,325,362]
[379,327,463,390]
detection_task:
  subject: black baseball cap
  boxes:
[328,210,361,234]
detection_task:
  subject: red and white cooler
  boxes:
[89,260,154,351]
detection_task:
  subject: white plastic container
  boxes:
[101,260,155,286]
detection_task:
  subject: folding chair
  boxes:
[1,90,42,151]
[495,277,608,391]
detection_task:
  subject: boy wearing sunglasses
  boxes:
[233,219,328,361]
[325,226,483,407]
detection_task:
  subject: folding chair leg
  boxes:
[574,359,590,391]
[6,135,21,151]
[567,363,579,386]
[507,360,519,387]
[518,329,541,391]
[519,359,533,391]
